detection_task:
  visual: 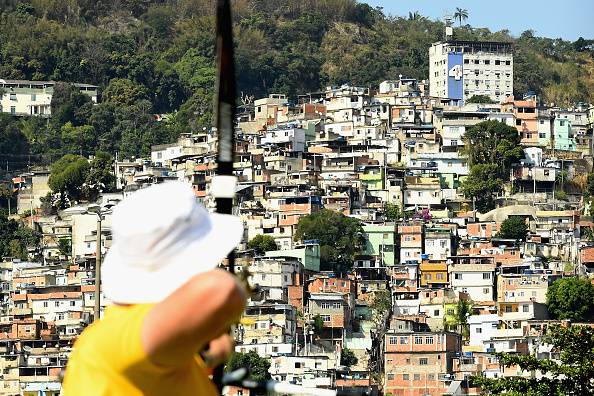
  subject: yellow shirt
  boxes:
[62,304,218,396]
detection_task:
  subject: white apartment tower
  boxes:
[429,41,513,103]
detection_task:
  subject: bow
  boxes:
[211,0,236,390]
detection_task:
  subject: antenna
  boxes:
[444,15,454,40]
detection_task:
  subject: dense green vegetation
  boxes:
[0,0,592,172]
[0,213,40,260]
[461,120,524,212]
[340,348,358,367]
[498,216,529,241]
[226,350,271,382]
[247,234,278,255]
[472,325,594,395]
[546,277,594,322]
[48,152,115,206]
[294,209,365,273]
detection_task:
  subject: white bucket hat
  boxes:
[101,181,243,304]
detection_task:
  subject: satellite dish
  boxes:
[23,346,32,352]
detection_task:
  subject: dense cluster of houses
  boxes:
[1,38,594,395]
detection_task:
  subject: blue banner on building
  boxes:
[447,52,464,101]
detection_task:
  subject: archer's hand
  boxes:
[202,334,235,368]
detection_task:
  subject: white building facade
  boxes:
[429,41,513,103]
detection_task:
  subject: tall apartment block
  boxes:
[429,41,513,103]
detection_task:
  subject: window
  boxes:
[505,306,513,313]
[483,273,491,280]
[43,302,48,307]
[389,336,398,345]
[495,60,501,65]
[400,337,408,345]
[464,59,469,64]
[454,273,462,280]
[9,93,16,101]
[425,337,434,345]
[31,94,36,101]
[516,119,523,126]
[428,374,435,380]
[522,304,529,312]
[425,274,431,280]
[419,358,428,365]
[434,309,440,316]
[321,315,330,322]
[295,362,302,368]
[483,288,490,294]
[436,273,444,280]
[414,374,421,381]
[484,60,490,65]
[462,287,468,293]
[321,302,331,309]
[403,374,409,380]
[414,336,423,344]
[387,373,394,380]
[476,327,482,333]
[506,60,511,65]
[447,309,454,315]
[55,301,59,307]
[10,106,15,115]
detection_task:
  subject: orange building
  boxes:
[466,222,500,239]
[384,331,461,396]
[278,196,322,227]
[504,97,538,146]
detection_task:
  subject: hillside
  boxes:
[0,0,593,165]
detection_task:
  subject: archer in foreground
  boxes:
[62,181,247,395]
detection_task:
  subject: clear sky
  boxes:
[364,0,594,41]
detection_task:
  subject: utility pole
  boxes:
[94,214,102,321]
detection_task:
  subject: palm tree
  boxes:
[408,11,421,21]
[454,7,468,26]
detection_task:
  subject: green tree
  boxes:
[340,348,358,367]
[103,78,148,106]
[50,83,92,126]
[58,238,71,258]
[463,120,524,176]
[453,299,473,339]
[48,154,90,205]
[466,94,495,104]
[384,202,401,222]
[81,152,116,201]
[472,325,594,395]
[546,277,594,322]
[312,314,324,335]
[247,235,278,255]
[498,216,529,241]
[453,8,468,26]
[0,215,40,260]
[370,289,392,328]
[294,209,365,273]
[226,350,271,382]
[60,122,97,156]
[461,164,504,213]
[586,173,594,197]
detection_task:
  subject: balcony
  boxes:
[10,308,32,316]
[359,173,383,181]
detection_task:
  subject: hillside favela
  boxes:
[0,1,593,395]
